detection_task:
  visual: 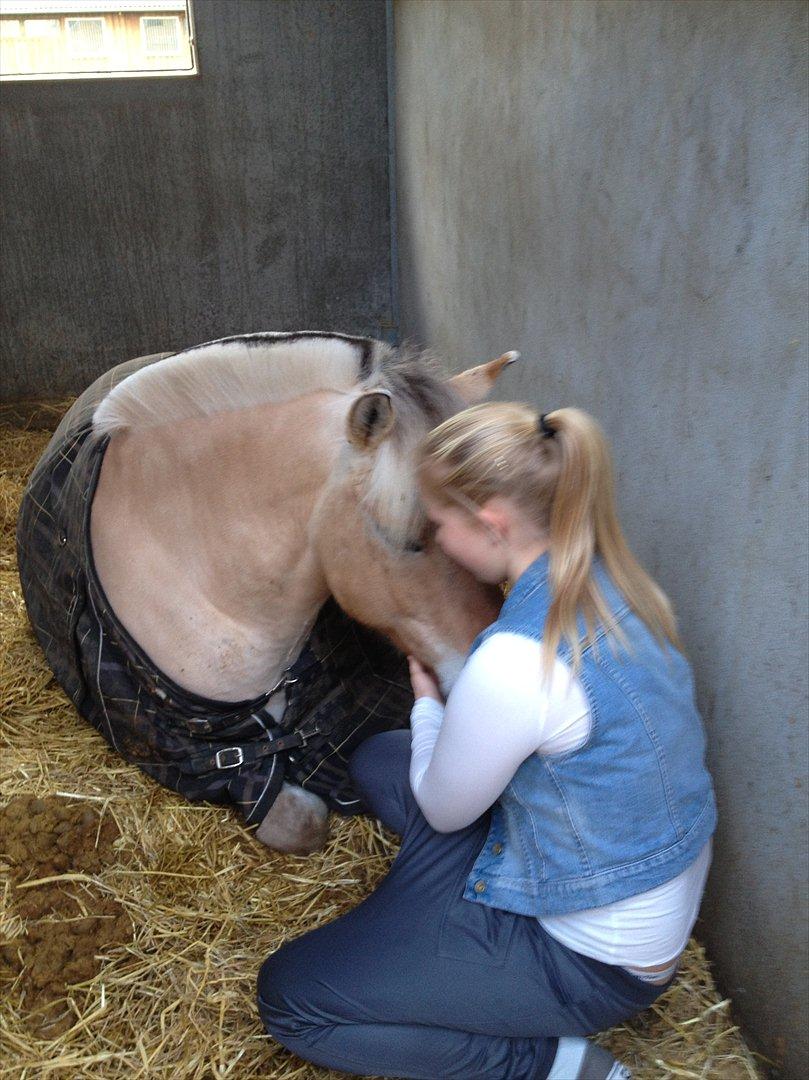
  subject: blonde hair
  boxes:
[417,402,682,677]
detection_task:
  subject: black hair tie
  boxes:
[538,412,556,438]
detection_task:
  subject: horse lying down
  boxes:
[16,332,516,853]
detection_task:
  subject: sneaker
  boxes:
[546,1037,632,1079]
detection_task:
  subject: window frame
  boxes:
[140,14,181,57]
[65,17,108,59]
[0,1,198,82]
[23,19,61,39]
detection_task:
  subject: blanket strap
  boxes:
[182,682,346,777]
[183,718,329,776]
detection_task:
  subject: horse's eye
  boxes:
[405,521,435,554]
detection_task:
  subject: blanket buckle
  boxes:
[215,746,245,769]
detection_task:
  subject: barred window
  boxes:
[66,18,106,57]
[141,16,180,56]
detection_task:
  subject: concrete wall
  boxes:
[0,0,394,399]
[394,1,808,1074]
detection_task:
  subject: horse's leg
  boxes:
[255,782,330,854]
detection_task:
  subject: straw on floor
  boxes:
[0,404,768,1079]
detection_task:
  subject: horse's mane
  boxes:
[92,331,462,547]
[92,332,376,436]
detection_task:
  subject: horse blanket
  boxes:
[15,351,412,827]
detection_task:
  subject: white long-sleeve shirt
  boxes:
[409,631,711,969]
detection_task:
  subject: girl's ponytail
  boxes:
[541,409,604,677]
[542,408,681,678]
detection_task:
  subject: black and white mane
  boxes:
[92,331,462,547]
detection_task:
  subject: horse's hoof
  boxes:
[254,782,330,854]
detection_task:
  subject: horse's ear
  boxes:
[347,389,395,450]
[448,351,520,405]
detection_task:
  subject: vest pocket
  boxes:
[437,861,518,967]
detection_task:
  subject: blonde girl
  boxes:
[258,403,717,1080]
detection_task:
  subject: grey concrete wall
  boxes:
[394,1,808,1074]
[0,0,394,399]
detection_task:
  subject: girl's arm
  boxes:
[408,633,578,832]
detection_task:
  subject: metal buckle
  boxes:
[215,746,244,769]
[295,722,322,748]
[264,672,299,698]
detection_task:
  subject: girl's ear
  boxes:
[476,500,511,543]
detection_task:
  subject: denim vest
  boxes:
[463,553,717,917]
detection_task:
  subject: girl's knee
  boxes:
[256,949,287,1016]
[257,951,355,1074]
[257,944,311,1038]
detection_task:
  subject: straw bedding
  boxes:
[0,404,768,1079]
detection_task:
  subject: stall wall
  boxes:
[0,0,394,398]
[394,1,808,1075]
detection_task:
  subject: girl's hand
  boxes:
[407,656,445,704]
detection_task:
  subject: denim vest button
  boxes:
[492,842,503,855]
[473,880,487,894]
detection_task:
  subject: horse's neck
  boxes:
[90,392,347,699]
[132,395,343,586]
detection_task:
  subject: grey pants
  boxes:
[257,730,668,1079]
